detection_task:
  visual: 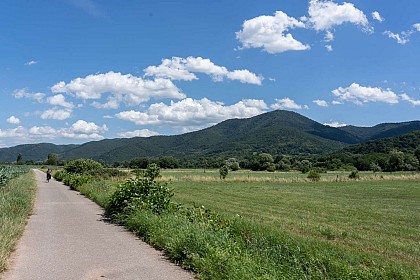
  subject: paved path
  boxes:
[2,169,195,280]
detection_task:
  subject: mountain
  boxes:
[342,130,420,155]
[0,143,78,163]
[338,121,420,142]
[0,110,419,163]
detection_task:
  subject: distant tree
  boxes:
[298,159,312,173]
[129,157,150,169]
[16,153,24,165]
[252,153,274,171]
[45,153,59,166]
[387,150,404,172]
[158,156,179,169]
[219,164,229,179]
[225,158,240,171]
[415,147,420,163]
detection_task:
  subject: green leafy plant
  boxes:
[307,170,321,181]
[348,170,360,180]
[64,158,103,175]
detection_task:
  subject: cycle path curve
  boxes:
[2,169,195,280]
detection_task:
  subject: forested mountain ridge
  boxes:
[0,110,419,163]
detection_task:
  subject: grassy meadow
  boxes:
[70,168,420,279]
[164,170,420,272]
[0,169,36,272]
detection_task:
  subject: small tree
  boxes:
[16,153,24,165]
[45,153,59,166]
[64,158,103,174]
[307,170,321,181]
[348,170,360,180]
[144,163,161,180]
[219,164,229,179]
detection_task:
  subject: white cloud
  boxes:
[371,11,384,22]
[400,93,420,106]
[325,45,333,52]
[47,94,74,108]
[313,99,329,107]
[270,98,306,110]
[236,11,310,54]
[51,71,186,107]
[332,83,399,105]
[384,23,420,45]
[383,31,410,45]
[13,88,45,103]
[116,98,268,132]
[144,57,263,85]
[0,120,107,142]
[6,116,21,124]
[24,60,39,66]
[118,129,160,138]
[324,30,334,41]
[69,120,108,134]
[0,126,27,138]
[323,121,347,128]
[40,108,72,120]
[308,0,369,31]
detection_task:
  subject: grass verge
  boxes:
[0,170,36,272]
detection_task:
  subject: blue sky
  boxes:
[1,0,419,147]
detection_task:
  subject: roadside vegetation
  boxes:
[55,159,420,279]
[0,166,35,272]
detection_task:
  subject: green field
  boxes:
[165,170,420,272]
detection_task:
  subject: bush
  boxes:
[219,165,229,179]
[307,170,321,181]
[64,158,103,175]
[348,170,360,180]
[144,163,160,180]
[61,173,93,190]
[107,177,174,215]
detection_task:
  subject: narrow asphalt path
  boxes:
[2,169,195,280]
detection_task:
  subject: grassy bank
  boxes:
[0,169,36,272]
[70,170,420,279]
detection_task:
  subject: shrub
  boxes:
[219,164,229,179]
[62,173,93,190]
[64,158,103,175]
[144,163,160,180]
[107,177,174,215]
[348,170,360,180]
[307,170,321,181]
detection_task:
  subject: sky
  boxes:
[1,0,420,147]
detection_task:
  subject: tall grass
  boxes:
[0,169,36,272]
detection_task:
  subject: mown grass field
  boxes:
[165,169,420,273]
[0,169,36,273]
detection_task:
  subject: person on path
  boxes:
[46,168,52,182]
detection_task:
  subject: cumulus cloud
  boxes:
[0,120,108,142]
[6,116,21,124]
[371,11,384,22]
[271,98,307,110]
[325,45,333,52]
[24,60,39,66]
[13,88,45,103]
[51,71,186,107]
[313,99,329,107]
[324,30,334,41]
[116,98,268,132]
[307,0,369,31]
[332,83,399,105]
[414,23,420,32]
[400,93,420,106]
[47,94,74,108]
[144,57,263,85]
[236,11,310,54]
[40,108,72,120]
[118,129,160,138]
[323,121,347,127]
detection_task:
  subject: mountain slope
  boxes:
[59,110,358,162]
[338,121,420,142]
[0,110,419,163]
